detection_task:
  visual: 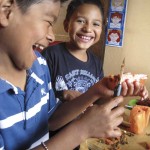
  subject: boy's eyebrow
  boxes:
[94,19,103,22]
[77,16,103,23]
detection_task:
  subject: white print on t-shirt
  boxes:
[55,76,68,91]
[55,69,99,93]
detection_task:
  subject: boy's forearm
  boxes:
[35,120,86,150]
[49,86,99,131]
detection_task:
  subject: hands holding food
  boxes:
[106,72,148,99]
[107,73,147,89]
[91,73,148,101]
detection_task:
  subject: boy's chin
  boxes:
[14,60,34,70]
[77,43,92,50]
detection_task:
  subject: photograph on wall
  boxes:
[106,0,128,47]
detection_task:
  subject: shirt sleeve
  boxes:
[35,51,61,118]
[41,47,54,77]
[43,54,62,118]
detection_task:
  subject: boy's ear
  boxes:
[63,19,69,33]
[0,0,14,27]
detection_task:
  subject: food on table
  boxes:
[129,105,150,134]
[137,97,150,107]
[107,72,148,90]
[96,130,133,150]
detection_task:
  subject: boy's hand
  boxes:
[93,77,148,99]
[121,80,148,99]
[76,96,124,139]
[90,77,114,98]
[105,74,148,99]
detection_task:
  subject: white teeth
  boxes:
[34,44,39,48]
[81,36,91,40]
[33,44,45,50]
[39,45,44,50]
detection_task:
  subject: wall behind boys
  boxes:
[53,1,70,41]
[103,0,150,94]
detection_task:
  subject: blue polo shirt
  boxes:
[0,51,60,150]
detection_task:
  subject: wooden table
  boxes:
[80,108,150,150]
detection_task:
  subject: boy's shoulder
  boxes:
[42,42,66,55]
[88,49,100,59]
[87,49,103,65]
[48,42,65,51]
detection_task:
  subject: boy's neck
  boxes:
[0,69,27,91]
[65,42,88,62]
[0,58,27,91]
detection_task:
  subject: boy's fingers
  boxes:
[121,80,135,96]
[121,81,128,96]
[133,81,140,95]
[112,116,124,127]
[103,96,123,110]
[98,78,114,97]
[111,106,125,119]
[113,127,122,137]
[126,80,134,96]
[140,86,149,99]
[106,127,122,138]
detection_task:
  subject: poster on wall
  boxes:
[105,0,128,47]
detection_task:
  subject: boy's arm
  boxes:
[48,78,114,131]
[49,77,148,131]
[56,90,82,102]
[34,97,124,150]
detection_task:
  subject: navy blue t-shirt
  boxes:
[42,42,104,95]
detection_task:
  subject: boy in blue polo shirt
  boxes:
[0,0,148,149]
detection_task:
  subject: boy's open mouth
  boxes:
[33,44,46,52]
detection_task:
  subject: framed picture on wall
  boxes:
[105,0,128,47]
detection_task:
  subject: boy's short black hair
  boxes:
[15,0,68,13]
[65,0,104,21]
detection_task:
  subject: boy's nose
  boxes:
[46,34,55,44]
[46,28,55,43]
[82,24,92,33]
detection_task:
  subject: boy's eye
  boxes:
[93,22,101,27]
[45,19,55,27]
[47,21,53,26]
[77,19,85,24]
